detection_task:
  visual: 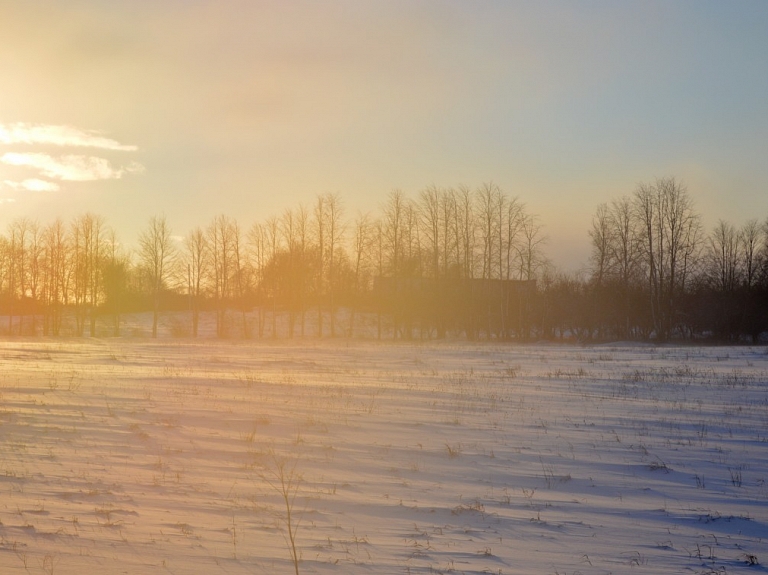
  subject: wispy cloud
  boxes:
[1,152,143,184]
[2,178,60,192]
[0,122,143,195]
[0,123,137,151]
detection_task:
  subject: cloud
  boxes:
[0,123,137,151]
[2,178,60,192]
[1,152,143,181]
[0,122,143,196]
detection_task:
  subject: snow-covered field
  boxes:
[0,339,766,574]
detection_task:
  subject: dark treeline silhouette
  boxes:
[1,177,767,342]
[556,176,768,343]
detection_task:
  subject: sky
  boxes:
[1,1,767,271]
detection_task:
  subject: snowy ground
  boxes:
[0,338,767,574]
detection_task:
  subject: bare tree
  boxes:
[102,228,130,336]
[403,199,421,279]
[476,182,501,280]
[455,185,477,279]
[706,220,741,293]
[419,185,441,280]
[26,222,44,334]
[312,194,326,336]
[324,193,345,336]
[607,195,642,338]
[348,211,373,337]
[247,222,268,338]
[208,214,236,337]
[585,203,615,339]
[517,213,548,281]
[280,208,299,338]
[495,188,507,281]
[382,190,406,277]
[7,218,33,334]
[230,219,250,338]
[372,218,385,339]
[138,215,176,338]
[588,203,613,289]
[740,219,762,290]
[69,213,106,336]
[504,197,526,280]
[0,235,9,333]
[295,204,311,336]
[41,219,69,335]
[634,177,702,340]
[185,227,208,337]
[440,187,458,278]
[264,215,281,338]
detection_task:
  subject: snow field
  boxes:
[0,340,766,574]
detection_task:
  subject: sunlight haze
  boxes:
[1,1,767,270]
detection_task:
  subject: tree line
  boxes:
[0,177,766,342]
[571,176,768,342]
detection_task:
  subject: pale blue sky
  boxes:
[0,1,766,269]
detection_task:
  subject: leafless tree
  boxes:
[276,204,317,337]
[476,182,501,280]
[102,228,130,336]
[264,215,281,338]
[504,197,526,280]
[312,194,326,336]
[607,195,642,337]
[208,214,236,337]
[382,190,406,278]
[138,215,176,338]
[324,193,345,337]
[634,177,702,340]
[517,213,548,281]
[372,218,385,339]
[403,199,421,279]
[247,222,268,337]
[41,219,69,335]
[230,219,250,338]
[440,187,458,278]
[706,220,741,293]
[495,188,508,281]
[70,213,106,336]
[588,203,613,289]
[7,218,33,334]
[295,204,311,336]
[419,185,441,280]
[348,211,373,337]
[740,219,762,290]
[185,227,208,337]
[25,222,44,334]
[0,235,9,332]
[280,208,299,338]
[455,185,476,279]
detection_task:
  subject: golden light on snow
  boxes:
[0,338,765,573]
